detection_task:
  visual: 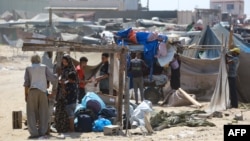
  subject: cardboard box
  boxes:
[97,93,118,108]
[103,125,120,136]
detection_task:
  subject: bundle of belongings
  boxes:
[74,92,117,132]
[114,28,177,81]
[161,89,196,107]
[150,110,216,131]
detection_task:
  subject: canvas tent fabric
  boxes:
[181,24,250,103]
[206,48,230,113]
[213,24,250,102]
[179,55,219,100]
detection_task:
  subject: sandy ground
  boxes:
[0,45,250,141]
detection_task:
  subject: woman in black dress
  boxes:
[55,54,77,133]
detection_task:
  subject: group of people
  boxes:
[23,45,240,139]
[23,53,110,139]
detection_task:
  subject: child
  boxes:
[64,71,78,132]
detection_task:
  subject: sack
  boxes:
[86,100,102,115]
[92,118,112,132]
[99,106,117,118]
[75,114,93,132]
[74,108,97,120]
[166,90,196,107]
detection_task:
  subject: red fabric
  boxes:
[76,65,85,88]
[128,30,138,44]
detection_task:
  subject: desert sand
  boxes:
[0,45,249,141]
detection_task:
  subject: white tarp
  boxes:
[206,48,230,113]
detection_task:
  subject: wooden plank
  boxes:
[22,46,70,52]
[124,77,130,134]
[178,88,202,107]
[22,45,126,53]
[109,53,114,96]
[44,7,118,11]
[117,49,125,126]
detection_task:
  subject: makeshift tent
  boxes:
[180,26,221,100]
[213,24,250,103]
[181,24,250,102]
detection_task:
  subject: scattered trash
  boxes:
[234,111,243,121]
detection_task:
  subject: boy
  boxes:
[95,53,110,94]
[76,56,91,104]
[64,71,78,132]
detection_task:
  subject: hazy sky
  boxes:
[141,0,250,15]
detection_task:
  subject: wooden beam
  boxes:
[109,53,114,96]
[49,8,52,26]
[44,7,118,11]
[22,44,127,53]
[22,46,70,52]
[117,48,125,126]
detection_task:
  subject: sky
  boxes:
[141,0,250,16]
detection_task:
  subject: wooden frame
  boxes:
[22,38,128,126]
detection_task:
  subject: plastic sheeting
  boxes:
[206,48,230,113]
[130,100,153,128]
[75,92,106,113]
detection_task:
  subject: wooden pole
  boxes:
[49,8,52,26]
[117,48,125,126]
[125,77,130,135]
[228,24,234,49]
[109,53,114,96]
[178,88,202,107]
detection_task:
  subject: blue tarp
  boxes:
[115,28,168,80]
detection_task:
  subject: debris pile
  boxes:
[150,110,215,131]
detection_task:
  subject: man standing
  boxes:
[226,48,240,108]
[76,56,91,103]
[95,53,110,94]
[23,54,58,139]
[129,52,147,104]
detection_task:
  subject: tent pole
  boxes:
[109,53,114,96]
[117,48,125,127]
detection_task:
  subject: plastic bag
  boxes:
[92,118,112,132]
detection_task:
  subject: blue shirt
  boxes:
[227,56,239,77]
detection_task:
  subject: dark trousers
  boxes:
[170,69,180,90]
[78,88,86,104]
[228,77,238,108]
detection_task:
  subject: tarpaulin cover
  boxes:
[181,24,250,102]
[213,24,250,102]
[206,48,230,113]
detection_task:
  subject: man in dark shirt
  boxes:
[95,53,110,94]
[226,47,240,108]
[129,52,147,104]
